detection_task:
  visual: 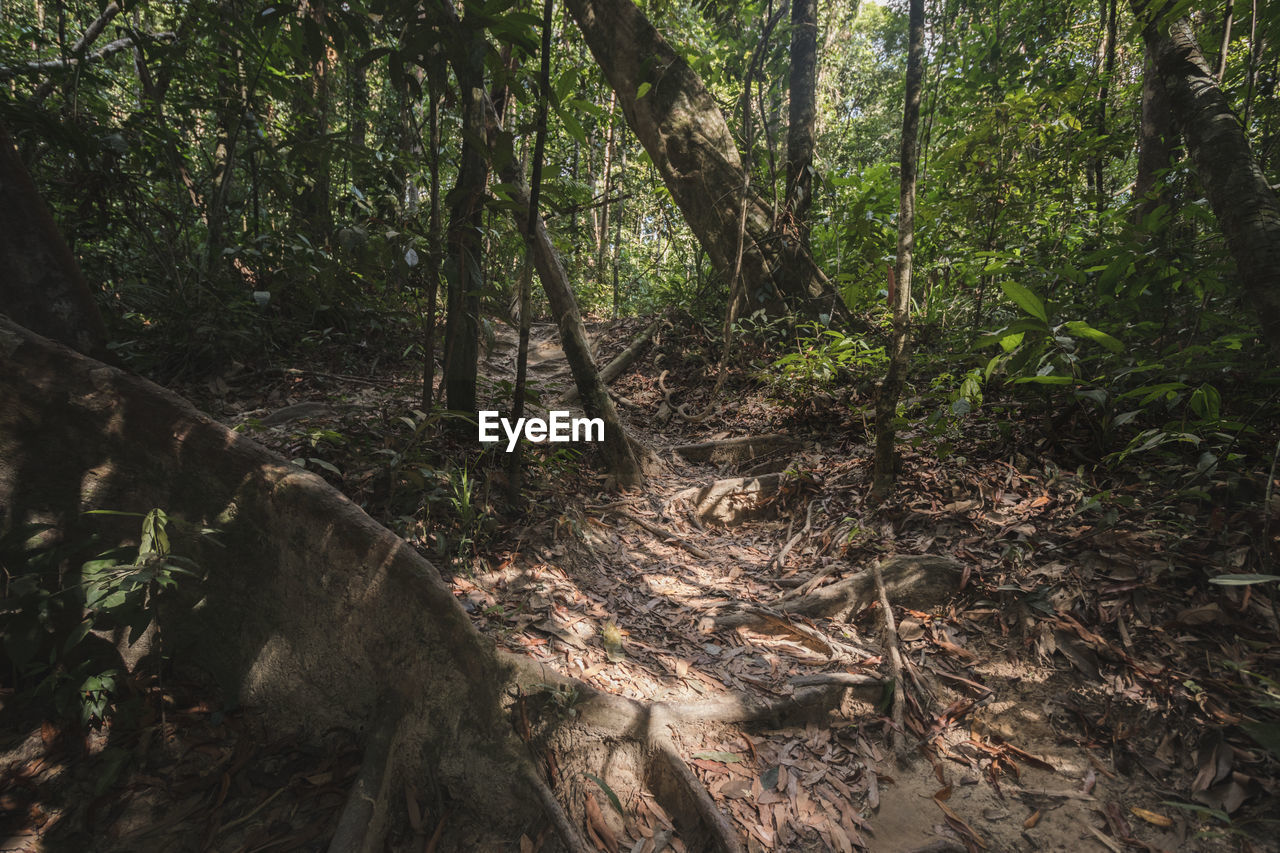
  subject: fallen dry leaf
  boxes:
[585,791,620,853]
[1129,806,1172,827]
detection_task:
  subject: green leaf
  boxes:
[584,773,624,815]
[1000,281,1048,323]
[692,750,743,763]
[308,458,342,476]
[1012,374,1074,385]
[556,107,587,144]
[1208,574,1280,586]
[1242,722,1280,761]
[1063,321,1124,354]
[1161,801,1230,825]
[636,81,652,99]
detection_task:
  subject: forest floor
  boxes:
[3,314,1278,852]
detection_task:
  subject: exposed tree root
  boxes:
[671,472,784,526]
[873,558,909,755]
[672,433,803,465]
[711,605,877,662]
[562,319,661,404]
[777,554,962,619]
[328,706,401,853]
[768,499,814,572]
[659,369,721,424]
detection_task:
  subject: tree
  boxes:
[0,122,107,358]
[1133,42,1176,224]
[441,17,490,417]
[1132,4,1280,353]
[565,0,850,324]
[785,0,819,235]
[870,0,924,502]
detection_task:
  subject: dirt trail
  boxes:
[9,317,1266,853]
[453,320,1219,853]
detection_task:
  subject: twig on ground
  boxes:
[616,511,713,560]
[769,500,815,573]
[873,558,908,754]
[788,672,885,688]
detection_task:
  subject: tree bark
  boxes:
[1134,42,1177,223]
[564,0,849,324]
[871,0,924,502]
[0,122,107,358]
[1133,7,1280,352]
[508,0,554,501]
[442,25,489,417]
[785,0,818,231]
[1093,0,1118,212]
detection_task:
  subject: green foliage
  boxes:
[767,322,887,397]
[1,509,211,727]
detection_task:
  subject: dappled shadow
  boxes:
[0,316,544,846]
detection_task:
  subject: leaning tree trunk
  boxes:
[0,122,107,358]
[1133,7,1280,352]
[476,89,647,488]
[871,0,925,502]
[564,0,849,324]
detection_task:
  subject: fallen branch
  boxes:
[562,319,659,403]
[616,511,712,560]
[873,559,908,754]
[768,500,815,573]
[31,1,121,102]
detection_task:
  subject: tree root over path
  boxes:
[0,317,889,853]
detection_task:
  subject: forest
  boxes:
[1,0,1279,849]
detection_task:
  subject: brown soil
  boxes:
[4,315,1277,852]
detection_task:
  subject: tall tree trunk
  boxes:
[785,0,818,232]
[1132,6,1280,351]
[598,90,617,312]
[1134,43,1177,223]
[564,0,849,324]
[0,122,107,357]
[1215,0,1234,82]
[291,1,332,248]
[1093,0,1118,212]
[871,0,924,502]
[781,0,819,318]
[508,0,554,501]
[1242,0,1260,131]
[423,61,444,409]
[442,28,489,417]
[464,81,644,485]
[206,0,243,269]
